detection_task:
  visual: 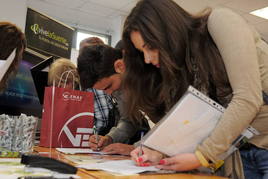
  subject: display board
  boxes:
[25,8,74,58]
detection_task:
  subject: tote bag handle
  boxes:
[57,70,81,90]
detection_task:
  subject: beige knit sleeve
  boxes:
[196,8,263,162]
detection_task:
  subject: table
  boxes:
[34,146,227,179]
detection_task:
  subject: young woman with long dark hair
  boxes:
[122,0,268,178]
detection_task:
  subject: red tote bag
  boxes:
[39,85,94,148]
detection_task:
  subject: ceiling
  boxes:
[26,0,139,34]
[27,0,268,41]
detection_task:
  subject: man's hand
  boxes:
[102,143,135,156]
[89,135,113,151]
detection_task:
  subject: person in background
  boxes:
[48,57,114,136]
[78,44,149,155]
[0,22,26,91]
[47,58,79,89]
[79,36,104,54]
[78,37,116,135]
[122,0,268,178]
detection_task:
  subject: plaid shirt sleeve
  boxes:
[86,88,113,130]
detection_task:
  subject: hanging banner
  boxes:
[25,8,74,58]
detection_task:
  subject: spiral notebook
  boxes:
[142,86,225,156]
[142,86,259,158]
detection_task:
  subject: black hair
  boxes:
[77,44,122,89]
[114,40,124,51]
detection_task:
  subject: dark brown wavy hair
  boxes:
[0,22,26,91]
[79,37,104,54]
[122,0,230,123]
[77,44,122,89]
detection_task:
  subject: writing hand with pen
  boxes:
[131,147,201,171]
[130,110,164,166]
[131,110,201,170]
[89,126,113,151]
[130,131,163,166]
[131,146,164,167]
[89,126,134,155]
[89,134,113,151]
[89,134,135,155]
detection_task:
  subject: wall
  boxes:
[69,14,126,65]
[111,15,126,47]
[68,14,126,48]
[0,0,27,31]
[70,48,79,65]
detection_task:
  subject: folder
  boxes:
[30,55,54,105]
[142,86,225,156]
[0,49,16,83]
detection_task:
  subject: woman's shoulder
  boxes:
[208,8,239,21]
[207,7,251,42]
[208,8,244,26]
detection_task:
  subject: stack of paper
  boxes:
[78,160,159,175]
[56,148,106,155]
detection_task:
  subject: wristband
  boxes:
[195,150,209,167]
[195,150,224,172]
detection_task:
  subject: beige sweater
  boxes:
[196,8,268,177]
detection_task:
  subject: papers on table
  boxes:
[0,158,79,179]
[56,149,163,176]
[56,148,106,155]
[78,159,159,175]
[0,158,21,165]
[64,155,106,165]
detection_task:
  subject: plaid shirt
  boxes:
[85,88,113,131]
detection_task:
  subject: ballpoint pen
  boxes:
[138,109,150,157]
[93,126,100,151]
[138,110,150,159]
[138,131,144,157]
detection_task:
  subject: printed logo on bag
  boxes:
[58,112,94,147]
[62,92,83,101]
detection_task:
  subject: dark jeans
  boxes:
[240,144,268,179]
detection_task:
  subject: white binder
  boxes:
[0,49,16,83]
[142,86,225,156]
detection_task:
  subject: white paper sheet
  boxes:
[78,159,159,175]
[56,148,106,155]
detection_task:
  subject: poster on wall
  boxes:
[25,8,74,59]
